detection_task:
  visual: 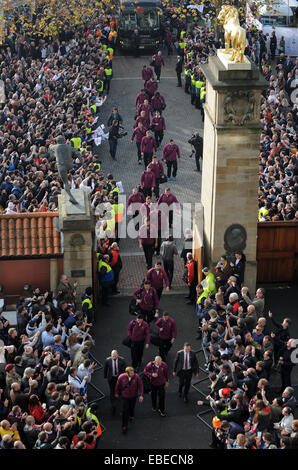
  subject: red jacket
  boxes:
[186,259,196,284]
[28,404,46,424]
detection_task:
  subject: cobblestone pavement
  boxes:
[96,49,203,290]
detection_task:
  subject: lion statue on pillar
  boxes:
[217,5,246,63]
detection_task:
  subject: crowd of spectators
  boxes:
[0,276,104,449]
[0,12,119,216]
[160,10,298,222]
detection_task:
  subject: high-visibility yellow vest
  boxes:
[97,79,104,92]
[191,74,196,86]
[178,41,186,51]
[112,202,124,223]
[105,68,113,78]
[93,162,101,170]
[71,137,82,149]
[107,47,114,58]
[180,30,186,39]
[195,80,203,89]
[86,407,102,437]
[258,207,269,221]
[200,87,206,101]
[90,104,97,114]
[109,186,119,198]
[197,272,216,304]
[82,297,93,313]
[86,127,92,135]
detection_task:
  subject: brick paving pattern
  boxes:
[96,51,203,291]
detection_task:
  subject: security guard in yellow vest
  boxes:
[178,40,186,58]
[81,286,94,323]
[109,181,119,200]
[97,79,104,94]
[191,73,196,105]
[200,85,206,121]
[107,46,114,60]
[104,66,113,94]
[71,136,82,149]
[195,78,204,109]
[86,404,102,438]
[90,103,97,116]
[180,30,186,40]
[97,253,114,305]
[184,68,192,94]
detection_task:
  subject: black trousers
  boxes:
[156,287,163,300]
[195,94,201,109]
[151,384,166,412]
[154,130,164,147]
[105,79,111,94]
[188,281,197,303]
[163,259,174,287]
[280,365,294,390]
[185,81,191,94]
[112,268,120,292]
[143,187,152,198]
[191,92,196,105]
[154,178,160,199]
[143,152,153,169]
[178,369,192,397]
[140,307,154,324]
[108,376,118,407]
[154,65,161,80]
[131,340,145,368]
[166,160,177,179]
[136,141,142,162]
[109,138,117,159]
[143,243,155,269]
[195,151,202,171]
[100,281,113,305]
[121,396,137,428]
[159,338,172,361]
[177,72,182,86]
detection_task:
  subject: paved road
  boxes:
[89,288,298,450]
[96,52,203,255]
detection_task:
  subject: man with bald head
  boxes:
[104,350,126,415]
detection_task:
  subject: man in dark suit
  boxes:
[173,342,199,402]
[104,350,126,414]
[175,55,183,87]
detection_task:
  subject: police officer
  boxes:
[81,287,94,324]
[97,253,114,306]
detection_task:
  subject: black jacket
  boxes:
[175,58,183,73]
[188,134,203,154]
[173,349,199,375]
[104,356,126,380]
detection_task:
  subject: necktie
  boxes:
[185,353,188,370]
[114,359,118,376]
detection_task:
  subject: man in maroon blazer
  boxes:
[128,313,151,369]
[144,356,169,417]
[115,366,144,434]
[146,261,170,299]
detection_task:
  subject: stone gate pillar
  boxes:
[58,189,94,299]
[200,53,267,294]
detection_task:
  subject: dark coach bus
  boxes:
[118,0,161,50]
